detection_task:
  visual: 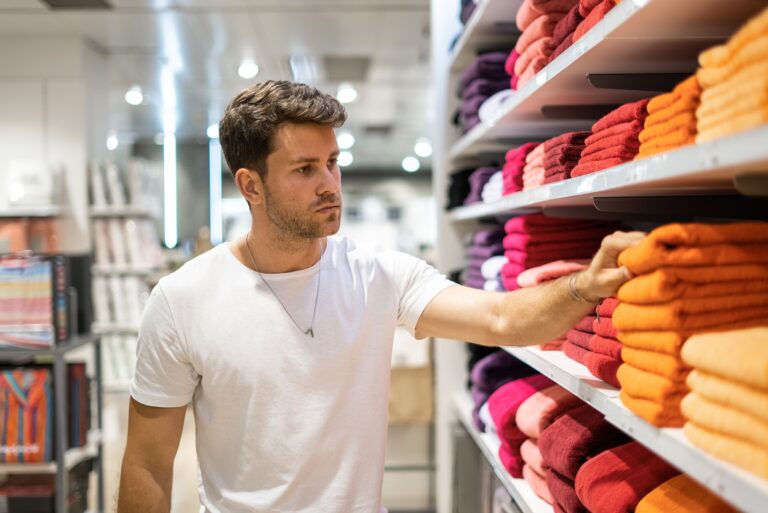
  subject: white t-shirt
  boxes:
[130,236,454,512]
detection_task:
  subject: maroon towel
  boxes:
[588,334,622,359]
[552,5,583,47]
[584,120,644,145]
[566,329,592,350]
[592,316,617,338]
[547,469,588,513]
[502,228,611,249]
[545,162,579,179]
[505,247,597,266]
[539,403,630,479]
[563,340,588,364]
[571,157,628,177]
[583,351,622,387]
[591,99,650,133]
[549,32,575,62]
[544,147,587,168]
[544,171,570,184]
[575,441,681,513]
[596,297,618,317]
[544,131,591,152]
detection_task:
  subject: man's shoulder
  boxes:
[157,243,230,296]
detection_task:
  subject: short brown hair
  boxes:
[219,80,347,179]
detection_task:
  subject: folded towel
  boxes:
[618,222,768,274]
[468,244,505,260]
[471,350,537,394]
[549,32,576,62]
[570,158,628,177]
[636,474,739,513]
[505,237,601,256]
[589,99,649,134]
[582,126,642,152]
[544,147,588,168]
[696,108,768,143]
[517,0,575,31]
[583,351,622,387]
[645,94,700,127]
[576,145,639,164]
[588,334,622,359]
[517,384,583,438]
[636,127,697,158]
[619,389,685,426]
[516,259,590,287]
[646,77,700,111]
[697,7,768,70]
[617,320,765,355]
[639,111,697,144]
[617,364,688,403]
[621,346,689,381]
[539,403,629,479]
[698,35,768,90]
[521,438,549,475]
[546,469,587,513]
[617,264,768,304]
[544,131,591,152]
[504,49,521,83]
[682,392,768,449]
[687,370,768,423]
[515,14,561,55]
[502,229,608,249]
[596,297,618,317]
[523,464,554,504]
[480,255,508,279]
[552,5,583,48]
[462,77,511,99]
[459,52,509,90]
[545,164,579,180]
[575,441,680,513]
[578,0,604,17]
[505,247,598,266]
[681,326,768,389]
[574,0,616,41]
[515,37,557,77]
[566,328,593,350]
[574,314,597,333]
[697,69,768,123]
[563,340,589,364]
[472,228,505,246]
[684,421,768,478]
[504,212,606,232]
[593,316,617,338]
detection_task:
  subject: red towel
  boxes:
[549,32,575,62]
[580,134,641,159]
[539,403,630,479]
[563,340,588,364]
[578,0,603,17]
[588,334,622,359]
[547,469,588,513]
[545,163,579,179]
[575,315,597,332]
[544,171,570,183]
[577,146,640,163]
[591,99,650,133]
[566,328,593,350]
[575,441,680,513]
[583,351,622,387]
[596,297,618,317]
[571,157,629,177]
[553,5,583,47]
[574,0,615,41]
[584,120,644,145]
[593,316,618,338]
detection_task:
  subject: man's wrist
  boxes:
[569,271,600,304]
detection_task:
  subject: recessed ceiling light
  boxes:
[207,124,219,139]
[338,151,354,167]
[401,156,420,173]
[336,83,358,104]
[337,131,355,150]
[238,60,259,79]
[414,137,432,158]
[125,86,143,106]
[106,134,118,151]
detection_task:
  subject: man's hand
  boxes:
[575,231,646,302]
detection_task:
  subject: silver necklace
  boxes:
[245,233,321,338]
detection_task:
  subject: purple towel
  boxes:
[471,351,539,429]
[472,228,505,246]
[459,52,510,90]
[461,93,489,117]
[468,243,504,260]
[462,78,510,99]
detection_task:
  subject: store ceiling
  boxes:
[0,0,434,172]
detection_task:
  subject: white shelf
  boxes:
[449,0,523,71]
[0,430,101,474]
[0,205,62,218]
[449,126,768,220]
[503,346,768,513]
[92,323,139,335]
[453,392,552,513]
[89,205,152,218]
[91,264,162,276]
[449,0,766,160]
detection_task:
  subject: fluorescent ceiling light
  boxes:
[401,156,420,173]
[106,134,119,151]
[414,137,432,158]
[124,86,143,106]
[207,124,219,139]
[337,131,355,150]
[336,83,358,104]
[238,60,259,79]
[338,151,354,167]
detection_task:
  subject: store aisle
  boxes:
[103,391,200,512]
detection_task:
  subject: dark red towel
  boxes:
[571,157,627,177]
[583,351,622,388]
[588,334,622,359]
[574,0,615,41]
[584,120,644,145]
[545,162,578,179]
[544,171,570,184]
[549,32,575,63]
[591,99,650,133]
[563,340,588,364]
[504,237,601,255]
[592,316,617,338]
[553,5,583,47]
[566,328,592,350]
[546,469,588,513]
[575,441,681,513]
[596,297,618,317]
[544,131,591,152]
[539,403,630,479]
[544,148,587,168]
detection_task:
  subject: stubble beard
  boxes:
[263,186,342,244]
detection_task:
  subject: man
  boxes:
[118,81,643,512]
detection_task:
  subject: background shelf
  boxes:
[89,206,152,218]
[449,0,523,71]
[0,430,102,474]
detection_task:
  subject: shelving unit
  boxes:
[0,431,102,474]
[89,206,152,218]
[453,393,551,513]
[0,205,62,218]
[91,264,161,276]
[449,0,523,71]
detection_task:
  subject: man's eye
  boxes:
[329,159,338,167]
[297,166,311,174]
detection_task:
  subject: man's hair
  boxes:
[219,80,347,179]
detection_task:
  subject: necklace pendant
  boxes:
[305,328,314,338]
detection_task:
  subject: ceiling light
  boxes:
[337,131,355,150]
[338,151,354,167]
[207,124,219,139]
[414,137,432,158]
[336,83,358,104]
[124,86,143,106]
[238,60,259,79]
[106,134,119,151]
[402,156,420,173]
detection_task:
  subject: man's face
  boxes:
[260,123,342,240]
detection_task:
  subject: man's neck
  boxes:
[236,226,326,274]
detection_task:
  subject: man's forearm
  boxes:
[117,460,173,513]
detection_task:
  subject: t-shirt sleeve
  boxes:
[130,284,200,407]
[387,251,456,336]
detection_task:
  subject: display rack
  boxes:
[0,333,104,513]
[0,206,62,218]
[449,0,523,71]
[453,393,551,513]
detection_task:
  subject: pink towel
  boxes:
[521,438,549,475]
[588,334,622,359]
[504,49,520,78]
[502,229,610,249]
[593,316,618,338]
[524,464,555,504]
[516,384,584,438]
[516,259,590,287]
[515,37,557,76]
[515,14,561,55]
[517,0,574,31]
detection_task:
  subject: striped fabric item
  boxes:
[0,368,53,463]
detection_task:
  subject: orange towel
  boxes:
[617,364,688,402]
[687,370,768,423]
[617,222,768,274]
[619,389,685,427]
[613,302,768,332]
[644,96,699,127]
[636,474,739,513]
[697,76,768,128]
[698,34,768,88]
[681,326,768,389]
[698,7,768,69]
[635,128,697,158]
[696,109,768,143]
[699,59,768,106]
[646,76,700,113]
[638,112,697,144]
[621,347,690,381]
[617,264,768,304]
[617,319,766,355]
[682,392,768,450]
[684,421,768,479]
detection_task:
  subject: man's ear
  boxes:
[235,168,264,206]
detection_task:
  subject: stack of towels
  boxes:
[562,309,597,369]
[695,7,768,143]
[514,0,577,89]
[543,131,591,183]
[571,99,649,177]
[502,142,540,195]
[481,255,507,292]
[636,75,701,160]
[614,221,768,426]
[636,474,739,513]
[464,227,505,289]
[563,298,623,387]
[459,52,510,132]
[575,441,680,513]
[500,214,613,290]
[459,0,478,24]
[464,166,500,205]
[539,403,629,513]
[486,373,555,477]
[446,168,476,210]
[681,326,768,479]
[504,49,521,91]
[547,4,584,63]
[573,0,619,42]
[522,143,546,189]
[470,350,537,431]
[481,171,504,203]
[516,384,583,504]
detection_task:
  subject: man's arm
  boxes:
[117,398,186,513]
[415,231,645,346]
